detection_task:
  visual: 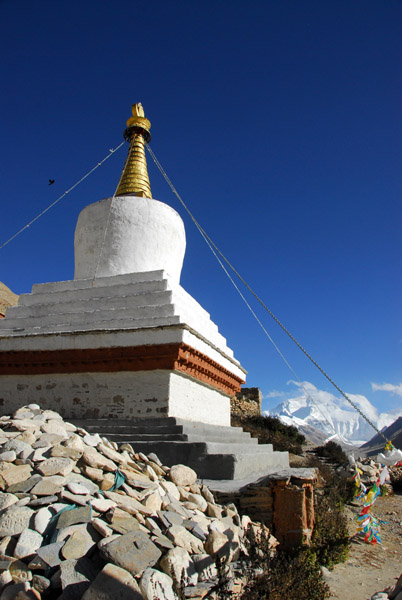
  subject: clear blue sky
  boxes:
[1,0,401,416]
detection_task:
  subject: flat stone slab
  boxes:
[100,530,161,576]
[0,506,34,536]
[81,563,143,600]
[56,506,92,529]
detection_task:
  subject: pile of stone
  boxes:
[0,405,276,599]
[369,573,402,600]
[353,458,388,485]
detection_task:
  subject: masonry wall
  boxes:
[215,475,316,549]
[231,387,262,418]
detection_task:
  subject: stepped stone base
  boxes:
[72,417,290,480]
[0,270,246,427]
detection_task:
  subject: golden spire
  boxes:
[115,103,152,198]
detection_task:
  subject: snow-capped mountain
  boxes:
[264,382,402,446]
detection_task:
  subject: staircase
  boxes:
[71,417,289,480]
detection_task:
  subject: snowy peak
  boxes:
[264,382,402,446]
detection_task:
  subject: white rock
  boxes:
[140,567,176,600]
[90,498,117,512]
[160,481,180,501]
[91,518,113,538]
[34,507,53,534]
[83,433,102,447]
[41,421,69,438]
[169,464,197,487]
[159,546,198,586]
[0,451,16,462]
[187,493,207,512]
[14,529,43,558]
[167,524,204,554]
[0,492,18,512]
[67,482,92,495]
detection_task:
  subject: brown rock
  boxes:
[100,530,161,576]
[204,529,229,557]
[104,490,154,516]
[105,507,140,534]
[0,464,32,489]
[81,562,143,600]
[37,457,75,477]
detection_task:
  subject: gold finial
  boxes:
[115,103,152,198]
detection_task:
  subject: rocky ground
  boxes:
[323,483,402,600]
[0,404,277,599]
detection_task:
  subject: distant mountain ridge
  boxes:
[359,416,402,457]
[264,383,402,446]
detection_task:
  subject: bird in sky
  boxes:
[48,179,55,186]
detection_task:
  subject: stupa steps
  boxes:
[8,291,175,317]
[3,299,220,338]
[18,279,169,307]
[31,270,167,293]
[3,304,177,328]
[72,418,257,444]
[70,417,289,479]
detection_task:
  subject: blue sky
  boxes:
[0,0,401,418]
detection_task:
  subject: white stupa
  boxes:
[0,104,246,426]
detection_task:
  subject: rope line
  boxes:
[146,143,389,445]
[0,142,125,251]
[195,217,349,443]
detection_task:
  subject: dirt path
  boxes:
[323,493,402,600]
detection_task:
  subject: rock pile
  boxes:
[0,405,276,599]
[353,458,391,487]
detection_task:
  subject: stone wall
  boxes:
[214,469,316,549]
[231,387,262,419]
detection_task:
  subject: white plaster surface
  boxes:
[74,197,186,283]
[0,371,231,425]
[168,372,231,426]
[0,271,244,373]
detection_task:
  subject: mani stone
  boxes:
[169,464,197,487]
[56,505,92,530]
[37,457,75,477]
[106,508,140,535]
[61,530,91,560]
[14,529,43,559]
[167,525,204,554]
[30,478,62,496]
[0,464,32,489]
[140,567,176,600]
[37,541,65,567]
[0,506,34,536]
[100,530,161,576]
[34,507,53,534]
[60,558,99,600]
[81,563,143,600]
[0,451,16,462]
[104,490,153,516]
[159,546,198,586]
[0,491,19,511]
[8,474,42,494]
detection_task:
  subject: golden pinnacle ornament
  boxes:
[115,103,152,198]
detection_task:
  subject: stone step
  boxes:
[18,279,170,308]
[5,290,175,319]
[127,441,288,480]
[1,304,177,329]
[31,270,167,294]
[68,417,289,479]
[0,315,183,335]
[73,418,257,443]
